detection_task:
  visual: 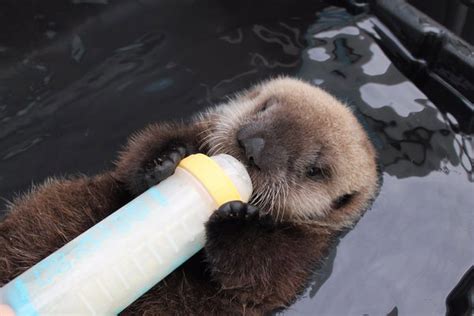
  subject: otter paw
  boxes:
[214,201,259,220]
[207,201,274,236]
[142,145,187,188]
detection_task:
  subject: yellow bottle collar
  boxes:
[178,154,242,207]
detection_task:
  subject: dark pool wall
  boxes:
[0,1,473,315]
[408,0,474,45]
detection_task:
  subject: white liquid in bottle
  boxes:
[0,154,252,315]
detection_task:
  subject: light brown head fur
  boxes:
[198,77,379,229]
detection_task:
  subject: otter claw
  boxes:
[143,145,187,188]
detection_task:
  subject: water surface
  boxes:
[0,2,472,315]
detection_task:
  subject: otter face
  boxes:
[199,77,379,229]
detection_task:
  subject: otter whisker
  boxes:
[274,183,281,221]
[276,179,286,222]
[276,177,288,222]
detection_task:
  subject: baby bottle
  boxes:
[0,153,252,315]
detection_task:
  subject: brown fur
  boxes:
[0,77,380,315]
[199,78,379,228]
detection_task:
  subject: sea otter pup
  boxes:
[0,77,380,315]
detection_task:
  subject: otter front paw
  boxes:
[142,145,187,188]
[213,201,258,220]
[208,201,274,228]
[205,201,275,264]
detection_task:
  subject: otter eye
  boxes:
[258,97,277,113]
[332,193,357,209]
[306,166,329,180]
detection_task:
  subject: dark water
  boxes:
[0,1,473,315]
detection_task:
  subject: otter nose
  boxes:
[238,136,265,168]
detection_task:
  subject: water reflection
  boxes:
[299,8,473,183]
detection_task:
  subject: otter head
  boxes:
[200,77,380,229]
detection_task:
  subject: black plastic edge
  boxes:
[366,0,474,133]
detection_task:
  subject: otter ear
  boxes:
[331,192,357,209]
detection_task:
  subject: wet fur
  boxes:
[0,77,380,315]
